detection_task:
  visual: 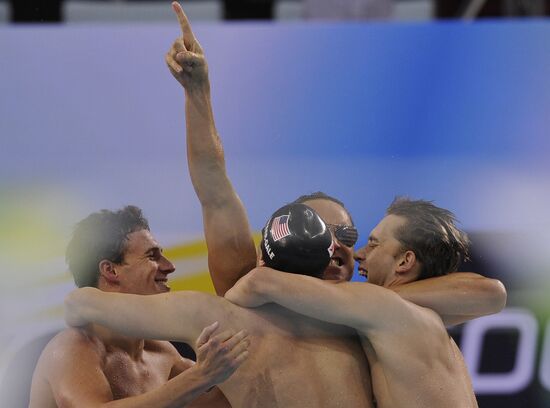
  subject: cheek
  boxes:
[367,250,387,270]
[133,264,157,282]
[342,246,354,259]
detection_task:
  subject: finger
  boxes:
[196,321,219,348]
[227,338,250,359]
[221,330,249,351]
[172,38,186,54]
[172,1,196,43]
[206,330,236,347]
[232,349,249,366]
[165,53,182,74]
[176,52,203,73]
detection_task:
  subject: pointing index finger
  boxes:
[172,1,196,42]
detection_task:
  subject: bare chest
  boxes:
[361,334,477,408]
[361,337,388,408]
[102,350,173,399]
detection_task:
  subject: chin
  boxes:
[156,284,171,293]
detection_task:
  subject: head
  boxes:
[293,192,357,281]
[355,197,470,287]
[66,205,175,295]
[260,203,334,278]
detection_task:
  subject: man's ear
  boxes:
[396,250,416,275]
[99,260,119,284]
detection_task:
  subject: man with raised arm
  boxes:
[30,206,245,408]
[166,2,257,296]
[168,0,505,325]
[227,197,507,407]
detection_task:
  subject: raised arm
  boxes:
[225,267,416,332]
[65,287,225,344]
[166,2,256,296]
[391,272,507,326]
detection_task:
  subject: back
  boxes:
[214,301,374,408]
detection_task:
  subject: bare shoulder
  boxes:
[361,287,449,343]
[34,327,105,383]
[366,297,450,358]
[41,328,103,361]
[406,301,449,338]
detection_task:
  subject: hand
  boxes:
[194,322,250,385]
[64,287,97,327]
[166,2,209,91]
[225,268,271,308]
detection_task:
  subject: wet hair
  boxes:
[66,205,150,288]
[386,197,470,280]
[292,191,354,225]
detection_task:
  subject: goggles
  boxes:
[326,223,358,248]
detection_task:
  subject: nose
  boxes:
[354,246,366,262]
[159,255,176,275]
[332,236,342,250]
[327,227,342,250]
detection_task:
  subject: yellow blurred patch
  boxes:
[164,239,208,259]
[0,186,82,264]
[166,232,261,294]
[169,270,216,293]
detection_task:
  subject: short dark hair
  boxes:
[66,205,150,288]
[292,191,354,225]
[386,197,470,280]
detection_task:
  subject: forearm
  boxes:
[65,288,202,343]
[227,268,374,328]
[185,86,233,207]
[184,84,257,296]
[392,272,507,325]
[101,365,217,408]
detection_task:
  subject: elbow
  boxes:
[64,287,98,327]
[225,268,268,307]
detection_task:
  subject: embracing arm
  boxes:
[65,287,221,344]
[392,272,507,326]
[225,267,411,332]
[166,2,256,296]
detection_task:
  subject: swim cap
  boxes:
[261,203,334,278]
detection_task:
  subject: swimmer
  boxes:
[227,198,507,407]
[168,0,505,329]
[169,3,506,406]
[64,203,376,407]
[29,206,243,408]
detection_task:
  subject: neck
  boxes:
[88,323,145,359]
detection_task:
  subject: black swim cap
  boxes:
[261,203,334,278]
